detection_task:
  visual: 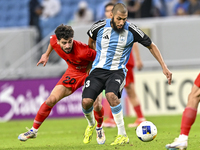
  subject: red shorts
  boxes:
[125,66,134,87]
[194,73,200,88]
[56,70,88,93]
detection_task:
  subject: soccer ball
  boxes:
[136,121,157,142]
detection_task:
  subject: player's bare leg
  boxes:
[106,92,129,145]
[82,98,96,144]
[102,91,116,128]
[18,85,72,141]
[126,83,146,127]
[166,84,200,150]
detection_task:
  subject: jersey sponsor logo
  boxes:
[103,35,109,40]
[115,79,121,84]
[66,59,87,70]
[76,66,87,70]
[66,59,78,65]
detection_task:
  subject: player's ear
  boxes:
[57,39,59,44]
[111,12,113,18]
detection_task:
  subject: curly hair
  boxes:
[55,24,74,40]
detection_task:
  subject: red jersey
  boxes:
[50,35,96,73]
[125,50,135,86]
[126,50,134,68]
[194,73,200,87]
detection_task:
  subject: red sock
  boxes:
[180,107,197,136]
[94,107,104,128]
[33,102,52,129]
[108,107,114,119]
[134,105,144,119]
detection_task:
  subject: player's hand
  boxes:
[136,60,143,71]
[163,67,172,85]
[36,53,49,67]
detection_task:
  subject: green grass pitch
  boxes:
[1,115,200,150]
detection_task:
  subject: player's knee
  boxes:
[106,92,120,107]
[93,100,102,111]
[188,92,200,104]
[82,98,94,110]
[46,95,58,107]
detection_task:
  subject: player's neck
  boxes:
[110,20,113,29]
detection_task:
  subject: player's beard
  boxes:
[62,47,72,54]
[111,18,124,33]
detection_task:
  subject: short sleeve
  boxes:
[87,20,106,41]
[49,35,57,47]
[129,23,152,47]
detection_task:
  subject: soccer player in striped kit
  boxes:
[82,3,172,145]
[102,2,146,129]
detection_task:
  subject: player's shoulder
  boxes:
[50,35,57,45]
[90,19,107,32]
[73,40,86,46]
[127,22,145,38]
[50,34,57,40]
[92,19,106,26]
[127,22,138,31]
[73,40,88,48]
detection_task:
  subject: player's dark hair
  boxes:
[105,2,114,10]
[55,24,74,40]
[112,3,127,15]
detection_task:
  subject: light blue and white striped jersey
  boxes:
[87,19,151,76]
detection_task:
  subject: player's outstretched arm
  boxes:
[37,43,53,66]
[147,42,172,85]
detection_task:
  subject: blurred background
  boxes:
[0,0,200,122]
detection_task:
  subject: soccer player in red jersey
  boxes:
[102,2,146,128]
[166,73,200,150]
[18,24,97,141]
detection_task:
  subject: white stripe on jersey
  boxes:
[129,23,144,38]
[110,30,128,70]
[91,21,106,32]
[96,27,112,68]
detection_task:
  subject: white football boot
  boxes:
[166,138,187,150]
[96,127,106,144]
[18,127,37,141]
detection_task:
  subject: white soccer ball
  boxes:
[136,121,157,142]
